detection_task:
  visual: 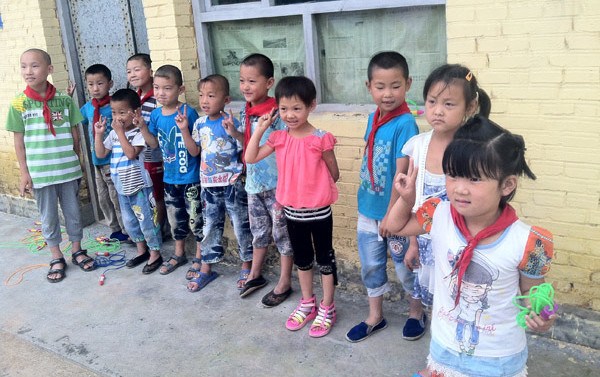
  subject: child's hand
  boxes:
[131,109,145,129]
[175,105,189,131]
[66,80,75,97]
[94,116,107,135]
[525,310,557,333]
[19,173,33,196]
[221,109,236,135]
[257,107,278,131]
[394,158,417,200]
[112,117,125,135]
[404,239,420,271]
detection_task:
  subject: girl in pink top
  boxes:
[245,76,339,338]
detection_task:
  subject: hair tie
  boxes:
[465,71,473,81]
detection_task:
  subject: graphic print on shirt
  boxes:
[359,140,391,195]
[196,127,237,184]
[158,126,187,173]
[444,251,499,356]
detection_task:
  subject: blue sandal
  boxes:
[237,268,250,290]
[185,258,202,280]
[187,271,219,292]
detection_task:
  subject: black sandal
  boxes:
[47,257,67,283]
[71,250,96,271]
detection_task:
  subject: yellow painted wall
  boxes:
[446,0,600,310]
[0,0,599,310]
[0,0,70,197]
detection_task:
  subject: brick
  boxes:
[549,265,591,284]
[445,7,475,22]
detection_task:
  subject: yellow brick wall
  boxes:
[447,0,600,309]
[142,0,200,104]
[0,0,69,197]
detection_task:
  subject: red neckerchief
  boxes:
[91,95,111,139]
[138,88,154,104]
[242,97,277,165]
[365,102,410,189]
[450,204,518,305]
[23,82,57,136]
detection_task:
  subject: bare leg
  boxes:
[321,273,335,306]
[365,295,384,326]
[298,268,314,300]
[246,247,266,281]
[274,254,293,294]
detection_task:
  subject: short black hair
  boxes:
[367,51,409,81]
[111,88,141,110]
[84,64,112,81]
[23,48,51,65]
[127,53,152,68]
[198,74,230,96]
[154,65,183,86]
[241,53,274,79]
[275,76,316,107]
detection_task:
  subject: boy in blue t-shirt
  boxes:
[178,74,253,292]
[79,64,129,243]
[138,65,202,278]
[346,51,423,343]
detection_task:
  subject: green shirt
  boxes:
[5,91,84,188]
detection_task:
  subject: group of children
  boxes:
[7,47,556,375]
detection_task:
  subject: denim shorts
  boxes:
[201,181,253,264]
[428,338,528,377]
[247,189,292,256]
[164,182,203,241]
[357,213,415,297]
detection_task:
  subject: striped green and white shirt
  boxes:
[5,91,83,188]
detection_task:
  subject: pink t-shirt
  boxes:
[267,129,338,208]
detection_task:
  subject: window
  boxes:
[192,0,446,106]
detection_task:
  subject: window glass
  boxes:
[316,6,446,104]
[209,16,305,100]
[211,0,256,5]
[274,0,335,4]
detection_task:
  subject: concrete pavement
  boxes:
[0,212,598,377]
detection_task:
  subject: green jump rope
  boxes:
[512,282,558,329]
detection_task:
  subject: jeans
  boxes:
[200,181,253,264]
[164,183,203,241]
[357,213,415,297]
[118,187,161,251]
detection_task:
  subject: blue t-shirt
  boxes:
[357,112,419,220]
[240,108,285,194]
[192,114,243,187]
[81,101,112,166]
[148,103,200,184]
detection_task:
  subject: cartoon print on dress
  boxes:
[445,252,499,356]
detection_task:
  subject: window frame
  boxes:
[191,0,446,111]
